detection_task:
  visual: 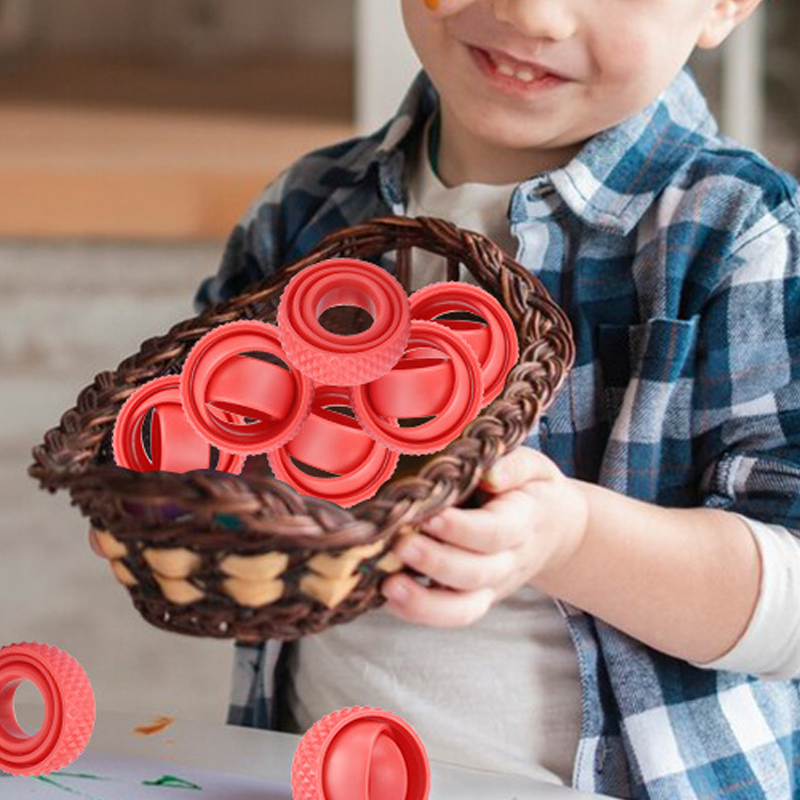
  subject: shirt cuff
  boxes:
[689,514,800,680]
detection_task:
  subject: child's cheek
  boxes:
[422,0,476,18]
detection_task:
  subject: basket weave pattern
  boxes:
[29,216,575,643]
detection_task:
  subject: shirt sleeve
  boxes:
[689,514,800,680]
[193,168,291,314]
[694,199,800,533]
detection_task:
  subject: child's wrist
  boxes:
[532,476,592,586]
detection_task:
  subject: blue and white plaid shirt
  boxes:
[194,67,800,799]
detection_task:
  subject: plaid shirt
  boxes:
[194,67,800,799]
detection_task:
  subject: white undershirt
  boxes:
[282,114,800,789]
[691,515,800,680]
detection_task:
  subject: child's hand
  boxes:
[88,526,107,559]
[381,445,589,626]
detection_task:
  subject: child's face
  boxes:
[402,0,753,170]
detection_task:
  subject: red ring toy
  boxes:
[113,376,245,474]
[268,386,399,507]
[362,346,453,419]
[351,320,484,455]
[291,706,430,800]
[277,258,411,386]
[180,320,314,456]
[0,642,95,777]
[409,282,519,407]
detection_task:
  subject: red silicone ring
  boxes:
[180,320,314,456]
[268,386,398,507]
[409,282,519,407]
[351,320,484,455]
[291,707,430,800]
[277,258,411,386]
[0,643,95,777]
[364,346,453,419]
[113,376,245,474]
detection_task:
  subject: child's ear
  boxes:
[696,0,763,50]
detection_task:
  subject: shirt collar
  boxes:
[545,67,719,235]
[347,66,718,235]
[335,69,438,198]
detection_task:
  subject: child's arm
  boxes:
[383,446,762,668]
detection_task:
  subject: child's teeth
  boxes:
[491,54,542,82]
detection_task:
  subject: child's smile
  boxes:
[467,43,569,98]
[402,0,750,185]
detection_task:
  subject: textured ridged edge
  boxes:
[276,278,411,387]
[0,642,95,777]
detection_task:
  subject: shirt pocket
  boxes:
[596,316,701,500]
[598,315,700,384]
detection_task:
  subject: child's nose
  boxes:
[491,0,577,40]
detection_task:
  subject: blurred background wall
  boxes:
[0,0,797,730]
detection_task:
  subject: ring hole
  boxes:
[318,305,374,337]
[7,680,45,737]
[323,404,356,419]
[141,407,155,461]
[240,351,290,370]
[288,456,339,478]
[398,416,436,428]
[433,310,486,324]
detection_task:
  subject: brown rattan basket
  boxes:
[29,215,574,644]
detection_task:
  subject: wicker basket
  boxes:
[29,216,575,643]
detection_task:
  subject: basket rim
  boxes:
[28,215,575,549]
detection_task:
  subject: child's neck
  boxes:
[433,103,584,187]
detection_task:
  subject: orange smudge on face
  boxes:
[424,0,440,9]
[133,715,174,736]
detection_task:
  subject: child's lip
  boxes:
[479,44,566,81]
[466,44,568,94]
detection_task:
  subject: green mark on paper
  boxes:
[56,772,107,780]
[33,774,107,800]
[142,774,203,791]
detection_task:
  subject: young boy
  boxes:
[185,1,800,797]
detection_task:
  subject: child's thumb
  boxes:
[481,446,554,491]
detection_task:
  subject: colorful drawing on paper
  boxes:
[0,751,291,799]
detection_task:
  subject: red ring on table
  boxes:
[0,642,95,777]
[409,282,519,407]
[113,375,245,474]
[351,320,484,455]
[268,386,399,507]
[180,320,314,456]
[291,706,430,800]
[277,258,411,386]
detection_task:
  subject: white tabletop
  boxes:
[14,704,607,800]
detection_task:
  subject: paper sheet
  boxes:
[0,750,292,799]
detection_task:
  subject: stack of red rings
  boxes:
[114,258,519,507]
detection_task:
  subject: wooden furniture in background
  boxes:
[0,52,354,240]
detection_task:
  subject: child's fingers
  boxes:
[480,445,558,494]
[88,527,105,558]
[395,532,516,591]
[421,491,536,553]
[381,573,494,627]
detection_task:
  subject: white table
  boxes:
[14,705,608,800]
